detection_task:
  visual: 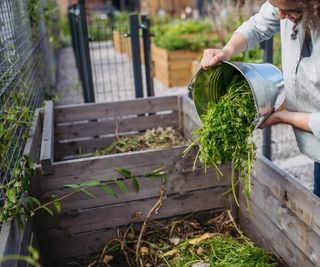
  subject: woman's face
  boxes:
[269,0,303,22]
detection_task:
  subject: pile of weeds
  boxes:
[75,211,276,267]
[95,127,186,156]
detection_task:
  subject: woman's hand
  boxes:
[259,109,311,133]
[200,33,248,69]
[200,48,232,69]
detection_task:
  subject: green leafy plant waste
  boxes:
[185,75,256,207]
[167,234,276,267]
[93,127,186,156]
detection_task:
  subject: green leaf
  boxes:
[30,197,41,207]
[162,174,167,185]
[28,246,40,261]
[115,180,128,193]
[79,180,100,187]
[41,206,54,216]
[64,184,80,189]
[148,166,167,177]
[131,177,140,192]
[101,185,118,198]
[79,188,96,199]
[53,199,61,214]
[115,167,132,178]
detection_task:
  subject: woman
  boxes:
[200,0,320,196]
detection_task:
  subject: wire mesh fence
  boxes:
[0,0,56,229]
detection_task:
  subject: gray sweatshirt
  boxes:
[235,1,320,162]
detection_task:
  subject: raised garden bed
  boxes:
[152,44,201,87]
[112,30,127,54]
[2,95,320,267]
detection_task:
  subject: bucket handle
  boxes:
[188,68,203,93]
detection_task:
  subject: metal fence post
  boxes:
[141,15,154,97]
[68,5,82,81]
[129,14,144,98]
[262,38,273,160]
[77,0,95,103]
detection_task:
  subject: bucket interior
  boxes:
[192,62,257,122]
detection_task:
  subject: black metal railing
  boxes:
[69,1,153,103]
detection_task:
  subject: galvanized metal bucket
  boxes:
[188,61,284,128]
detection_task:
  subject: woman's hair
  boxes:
[301,1,320,31]
[235,0,320,31]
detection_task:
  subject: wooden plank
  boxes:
[54,95,178,123]
[240,198,314,267]
[253,155,320,237]
[155,58,192,71]
[54,133,138,160]
[44,187,231,235]
[249,175,320,265]
[37,146,200,192]
[182,112,200,139]
[51,208,226,262]
[151,44,168,60]
[181,93,201,126]
[112,31,126,54]
[41,165,231,212]
[167,50,201,61]
[40,101,54,174]
[23,108,42,163]
[55,112,178,141]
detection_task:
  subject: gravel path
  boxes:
[56,46,315,193]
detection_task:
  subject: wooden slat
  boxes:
[249,175,320,265]
[55,112,178,141]
[112,31,126,54]
[40,101,54,174]
[51,208,226,262]
[41,165,231,212]
[23,108,42,163]
[37,146,200,192]
[253,155,320,237]
[44,187,231,235]
[54,133,139,160]
[240,199,314,267]
[181,94,200,125]
[54,95,178,123]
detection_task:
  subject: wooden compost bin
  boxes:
[152,44,201,87]
[2,96,320,267]
[32,95,237,266]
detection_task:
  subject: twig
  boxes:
[227,210,243,237]
[135,185,165,266]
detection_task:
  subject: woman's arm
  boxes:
[201,1,280,69]
[259,110,311,132]
[201,33,247,68]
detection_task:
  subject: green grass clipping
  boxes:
[185,76,256,208]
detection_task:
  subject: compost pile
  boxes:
[79,211,276,267]
[187,72,256,206]
[95,127,186,156]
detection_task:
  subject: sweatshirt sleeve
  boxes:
[234,1,280,50]
[309,112,320,139]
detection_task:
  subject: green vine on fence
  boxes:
[27,0,40,40]
[0,155,35,226]
[0,89,32,170]
[44,0,61,48]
